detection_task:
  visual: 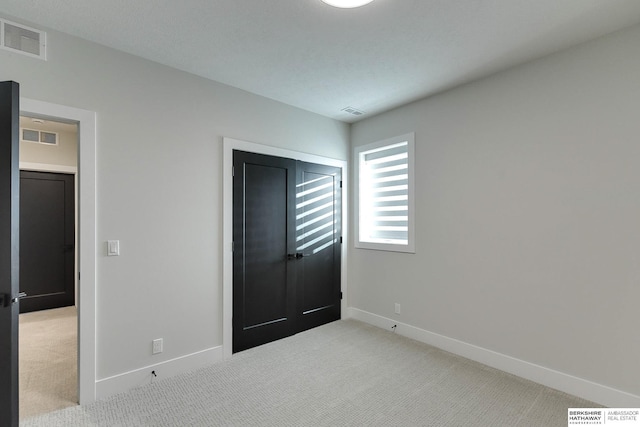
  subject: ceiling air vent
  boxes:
[0,18,46,60]
[22,128,58,145]
[341,106,365,116]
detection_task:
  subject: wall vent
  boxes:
[22,128,58,145]
[0,18,46,60]
[341,106,365,116]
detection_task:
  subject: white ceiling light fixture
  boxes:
[321,0,374,8]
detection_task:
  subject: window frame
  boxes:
[354,132,415,253]
[21,128,59,146]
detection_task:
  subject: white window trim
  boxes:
[354,132,415,253]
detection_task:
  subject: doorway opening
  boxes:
[18,116,78,418]
[19,97,97,412]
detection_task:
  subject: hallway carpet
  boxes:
[19,306,77,420]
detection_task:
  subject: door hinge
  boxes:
[340,236,343,244]
[78,272,80,281]
[232,166,235,177]
[339,292,343,300]
[231,241,234,252]
[339,180,342,188]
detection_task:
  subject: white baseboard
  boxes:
[95,346,223,399]
[347,307,640,408]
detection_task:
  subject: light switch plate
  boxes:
[107,240,120,256]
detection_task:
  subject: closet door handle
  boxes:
[287,253,306,260]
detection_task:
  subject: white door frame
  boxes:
[20,98,97,404]
[222,137,348,359]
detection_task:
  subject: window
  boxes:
[21,128,58,145]
[355,132,415,253]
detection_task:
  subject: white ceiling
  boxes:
[3,0,640,122]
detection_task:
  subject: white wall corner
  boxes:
[346,307,640,408]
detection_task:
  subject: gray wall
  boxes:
[1,17,349,384]
[350,24,640,400]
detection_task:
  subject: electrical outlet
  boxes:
[152,338,163,354]
[394,303,401,314]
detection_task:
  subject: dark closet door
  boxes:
[295,161,342,332]
[19,170,75,313]
[233,150,342,353]
[233,151,297,353]
[0,80,20,427]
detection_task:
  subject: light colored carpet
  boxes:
[20,319,598,426]
[19,306,78,419]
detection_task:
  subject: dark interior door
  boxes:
[295,162,342,332]
[19,170,75,313]
[233,150,342,353]
[0,81,20,427]
[233,151,297,353]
